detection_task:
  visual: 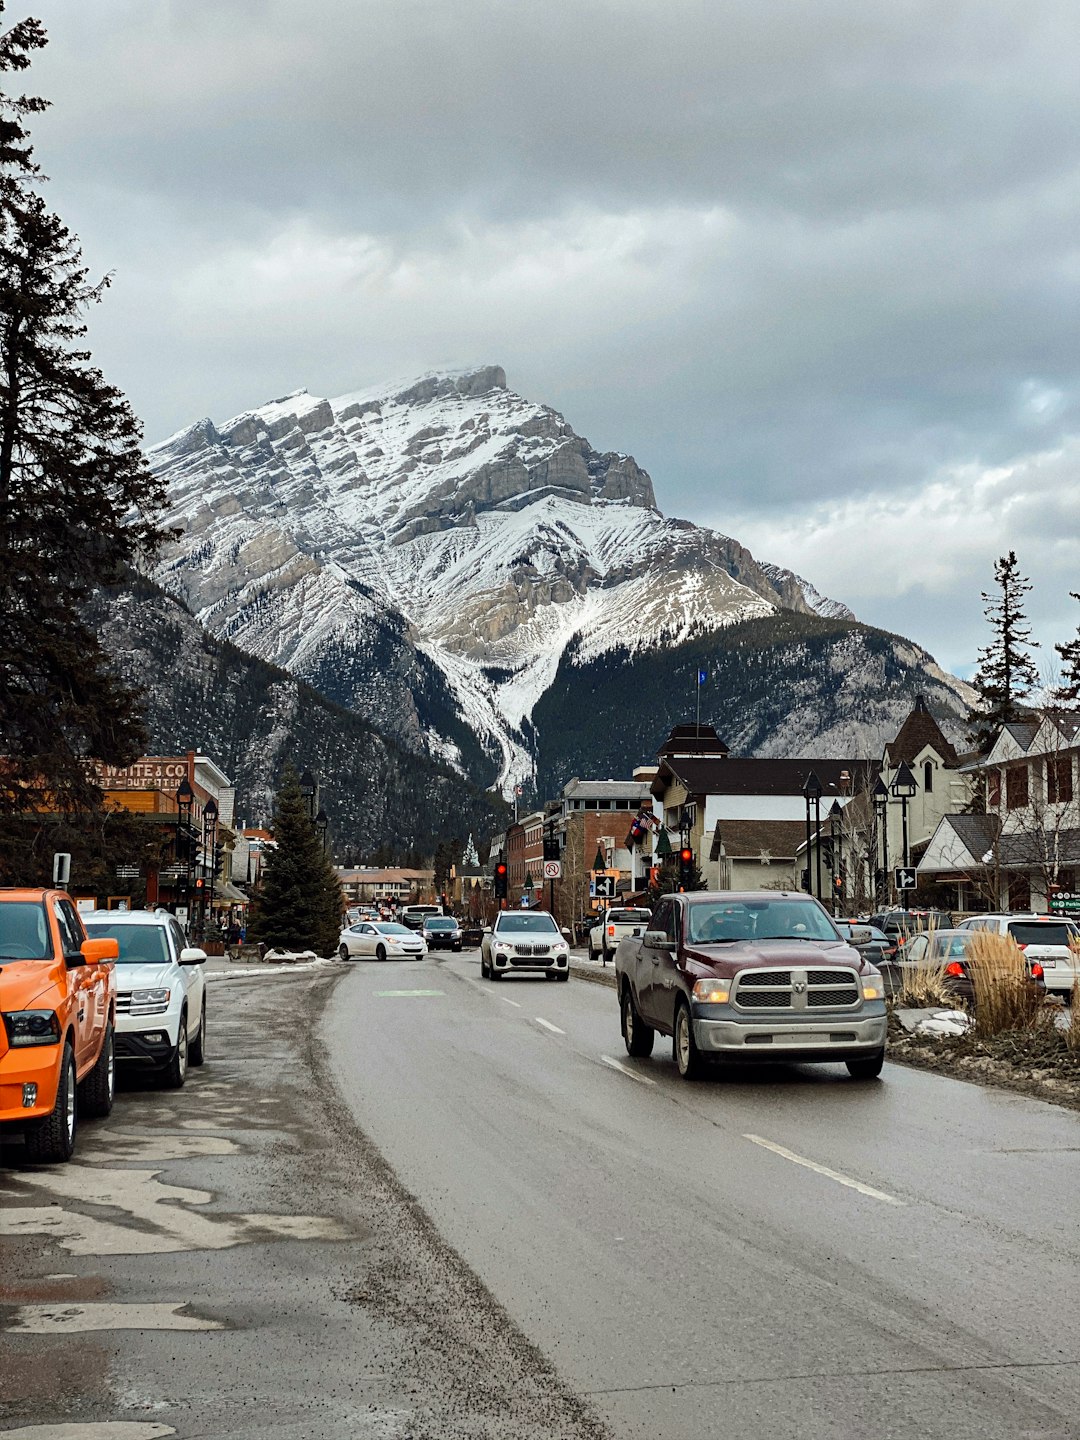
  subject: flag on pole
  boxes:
[697,668,707,686]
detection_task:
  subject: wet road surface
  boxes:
[323,950,1080,1440]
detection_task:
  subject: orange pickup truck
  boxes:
[0,888,118,1162]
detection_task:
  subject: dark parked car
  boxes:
[868,909,953,955]
[422,916,463,951]
[836,920,901,995]
[615,891,888,1080]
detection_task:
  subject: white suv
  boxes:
[82,910,207,1087]
[957,913,1080,1003]
[480,911,570,981]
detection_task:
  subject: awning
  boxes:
[212,880,249,904]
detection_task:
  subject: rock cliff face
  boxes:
[147,366,972,792]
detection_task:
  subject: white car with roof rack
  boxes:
[956,913,1080,1002]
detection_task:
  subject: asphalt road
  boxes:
[0,962,605,1440]
[323,949,1080,1440]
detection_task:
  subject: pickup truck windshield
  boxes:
[0,900,50,959]
[686,900,839,944]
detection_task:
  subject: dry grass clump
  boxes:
[1067,980,1080,1053]
[893,956,956,1009]
[964,931,1048,1038]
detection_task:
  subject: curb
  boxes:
[570,960,616,990]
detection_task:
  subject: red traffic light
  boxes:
[194,877,205,890]
[679,848,693,864]
[496,863,507,876]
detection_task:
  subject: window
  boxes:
[987,771,1001,807]
[0,900,50,959]
[650,901,676,941]
[54,901,84,961]
[1047,755,1073,804]
[1005,766,1029,810]
[923,760,934,793]
[1008,877,1031,911]
[83,923,169,965]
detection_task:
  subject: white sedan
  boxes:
[338,921,427,962]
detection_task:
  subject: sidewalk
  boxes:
[569,948,617,989]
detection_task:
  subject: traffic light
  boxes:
[194,877,205,892]
[494,862,508,900]
[678,846,694,891]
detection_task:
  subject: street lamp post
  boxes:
[872,778,889,909]
[890,762,917,911]
[802,770,823,901]
[202,797,219,937]
[829,800,844,916]
[315,808,329,854]
[175,778,194,915]
[299,770,317,823]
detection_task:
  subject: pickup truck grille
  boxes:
[734,967,860,1010]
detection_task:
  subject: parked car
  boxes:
[338,921,427,961]
[588,907,653,963]
[0,888,119,1162]
[836,920,902,995]
[400,904,442,932]
[614,891,887,1080]
[955,914,1079,1003]
[83,909,207,1089]
[480,911,571,981]
[903,928,1046,1008]
[422,916,463,951]
[867,909,953,955]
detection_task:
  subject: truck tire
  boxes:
[621,987,654,1057]
[846,1049,885,1080]
[189,999,206,1067]
[674,1001,705,1080]
[163,1013,188,1090]
[25,1043,77,1163]
[78,1024,115,1118]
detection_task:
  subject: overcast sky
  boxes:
[28,0,1080,676]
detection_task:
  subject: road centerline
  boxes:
[500,996,522,1008]
[535,1017,565,1035]
[742,1133,904,1206]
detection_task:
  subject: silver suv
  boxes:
[480,911,570,981]
[957,914,1079,1003]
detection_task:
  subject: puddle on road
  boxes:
[0,1163,353,1256]
[5,1302,224,1334]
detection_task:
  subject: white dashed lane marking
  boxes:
[742,1133,905,1206]
[5,1302,223,1334]
[0,1426,176,1439]
[500,996,522,1008]
[600,1055,656,1086]
[535,1017,565,1035]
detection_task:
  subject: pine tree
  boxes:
[967,551,1040,752]
[248,765,343,954]
[1051,593,1080,708]
[0,7,168,826]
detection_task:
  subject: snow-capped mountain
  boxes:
[149,366,970,791]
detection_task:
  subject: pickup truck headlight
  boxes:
[3,1010,62,1046]
[692,979,731,1004]
[860,968,885,1001]
[129,987,171,1015]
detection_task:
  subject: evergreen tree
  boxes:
[248,765,343,954]
[647,853,706,905]
[967,551,1040,752]
[1051,592,1080,708]
[0,7,168,825]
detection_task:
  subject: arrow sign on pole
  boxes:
[894,866,917,891]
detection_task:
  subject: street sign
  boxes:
[894,866,917,891]
[542,860,562,879]
[1049,894,1080,912]
[52,852,71,887]
[115,865,141,880]
[594,875,617,899]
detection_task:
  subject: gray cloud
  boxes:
[27,0,1080,672]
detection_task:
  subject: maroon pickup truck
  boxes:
[614,890,888,1080]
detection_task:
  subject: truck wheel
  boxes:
[674,1002,705,1080]
[621,987,654,1057]
[78,1024,115,1118]
[846,1049,885,1080]
[189,999,206,1067]
[163,1013,188,1090]
[25,1042,78,1163]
